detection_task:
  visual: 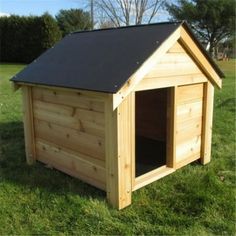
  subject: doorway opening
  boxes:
[135,88,168,177]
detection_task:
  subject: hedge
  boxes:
[0,13,62,63]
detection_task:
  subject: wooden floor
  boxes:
[135,136,166,177]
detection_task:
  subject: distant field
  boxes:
[0,61,235,235]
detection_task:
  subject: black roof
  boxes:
[11,21,223,93]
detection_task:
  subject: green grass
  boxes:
[0,61,235,235]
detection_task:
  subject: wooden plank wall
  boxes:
[135,41,207,91]
[32,87,106,190]
[175,83,204,168]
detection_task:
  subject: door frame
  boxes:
[132,87,176,191]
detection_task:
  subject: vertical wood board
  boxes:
[22,86,36,164]
[201,82,214,164]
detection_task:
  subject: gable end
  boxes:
[113,24,223,109]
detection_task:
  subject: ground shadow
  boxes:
[0,121,105,200]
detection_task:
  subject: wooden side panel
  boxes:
[36,139,106,190]
[175,83,204,168]
[135,41,208,92]
[33,100,104,138]
[34,119,105,160]
[105,93,134,209]
[22,86,36,164]
[32,86,106,189]
[32,87,104,112]
[201,82,214,164]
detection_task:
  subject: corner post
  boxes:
[22,86,36,165]
[166,86,177,169]
[201,82,214,164]
[105,94,134,209]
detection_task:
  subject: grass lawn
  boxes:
[0,61,235,235]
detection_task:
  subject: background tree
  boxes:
[166,0,235,56]
[95,0,165,27]
[56,9,92,36]
[0,13,61,63]
[99,20,116,29]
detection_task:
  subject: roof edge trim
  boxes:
[181,22,224,79]
[180,24,223,88]
[71,21,183,35]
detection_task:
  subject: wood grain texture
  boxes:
[135,41,208,92]
[133,166,175,191]
[180,26,222,88]
[31,86,106,190]
[23,83,109,101]
[175,84,204,167]
[201,82,214,164]
[177,83,204,104]
[105,93,134,209]
[34,119,105,161]
[36,139,106,190]
[105,95,119,207]
[166,87,177,168]
[33,99,105,137]
[22,86,36,164]
[33,86,105,112]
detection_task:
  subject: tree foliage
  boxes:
[0,13,61,63]
[56,9,92,36]
[166,0,235,55]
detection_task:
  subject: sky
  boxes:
[0,0,88,17]
[0,0,170,21]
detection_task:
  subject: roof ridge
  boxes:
[71,21,183,35]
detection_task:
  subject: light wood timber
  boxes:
[34,119,105,161]
[18,82,109,102]
[134,74,207,91]
[177,83,204,105]
[36,139,106,190]
[33,107,104,138]
[22,86,36,164]
[201,82,214,164]
[166,87,177,168]
[105,93,134,209]
[32,86,105,113]
[133,166,175,191]
[180,26,222,88]
[135,41,208,92]
[174,84,204,167]
[175,153,200,169]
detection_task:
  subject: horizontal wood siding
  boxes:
[32,87,106,189]
[175,83,204,168]
[134,41,207,91]
[36,139,106,190]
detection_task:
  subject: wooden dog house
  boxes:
[11,22,224,209]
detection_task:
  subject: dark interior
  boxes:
[135,88,168,177]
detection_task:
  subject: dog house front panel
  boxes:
[175,83,204,168]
